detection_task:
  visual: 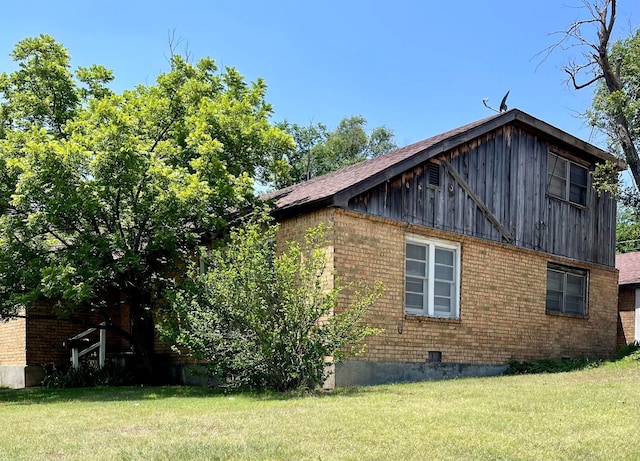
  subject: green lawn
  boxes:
[0,357,638,461]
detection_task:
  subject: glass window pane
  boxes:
[566,274,585,296]
[548,175,566,199]
[547,265,588,314]
[434,281,451,297]
[434,264,453,281]
[435,248,454,265]
[546,292,562,311]
[565,296,585,314]
[547,270,564,292]
[569,184,586,206]
[570,163,588,187]
[406,243,426,261]
[434,297,451,311]
[548,154,567,177]
[406,260,426,277]
[406,278,424,294]
[406,293,424,309]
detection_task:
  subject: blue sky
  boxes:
[1,1,638,150]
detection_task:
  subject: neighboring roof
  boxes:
[616,252,640,286]
[263,108,625,216]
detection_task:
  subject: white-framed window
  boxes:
[405,236,460,318]
[545,263,588,315]
[547,152,588,207]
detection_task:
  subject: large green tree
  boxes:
[587,27,640,190]
[546,1,640,252]
[274,116,396,188]
[0,35,293,380]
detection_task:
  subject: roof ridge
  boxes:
[263,110,509,202]
[263,108,618,215]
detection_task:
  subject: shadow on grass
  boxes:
[3,344,637,406]
[0,380,384,406]
[0,385,217,405]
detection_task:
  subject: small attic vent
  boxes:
[427,162,440,187]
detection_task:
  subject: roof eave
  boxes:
[269,196,338,220]
[271,109,625,217]
[619,281,640,288]
[511,111,626,170]
[334,111,528,205]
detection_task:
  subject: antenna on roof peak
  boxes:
[482,90,510,113]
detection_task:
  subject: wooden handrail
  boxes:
[68,322,106,369]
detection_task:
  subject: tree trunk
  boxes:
[128,295,156,384]
[599,44,640,189]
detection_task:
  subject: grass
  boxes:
[0,355,638,461]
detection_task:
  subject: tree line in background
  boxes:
[275,117,395,188]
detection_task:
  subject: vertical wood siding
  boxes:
[347,125,616,266]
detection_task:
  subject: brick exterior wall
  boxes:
[0,316,26,366]
[7,204,619,386]
[24,303,131,367]
[277,208,336,290]
[25,317,120,366]
[617,286,636,348]
[281,208,619,369]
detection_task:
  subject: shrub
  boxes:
[505,344,640,375]
[42,362,133,388]
[160,212,384,391]
[505,357,601,375]
[613,341,640,361]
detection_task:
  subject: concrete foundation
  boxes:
[0,365,45,389]
[334,360,508,388]
[0,365,26,388]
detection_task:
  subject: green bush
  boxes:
[505,343,640,375]
[42,362,133,388]
[160,212,384,391]
[613,341,640,361]
[505,357,600,375]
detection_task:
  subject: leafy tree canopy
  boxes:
[274,116,396,188]
[586,28,640,191]
[549,1,640,255]
[0,35,294,378]
[616,205,640,253]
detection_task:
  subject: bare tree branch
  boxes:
[540,0,640,189]
[565,69,604,89]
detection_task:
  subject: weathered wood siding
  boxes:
[348,125,616,266]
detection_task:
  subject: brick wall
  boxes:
[277,208,336,290]
[617,286,636,348]
[322,209,618,365]
[25,304,131,367]
[0,315,26,366]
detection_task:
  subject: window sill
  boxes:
[545,310,588,319]
[546,194,587,210]
[404,314,461,324]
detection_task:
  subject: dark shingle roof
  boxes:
[263,109,624,215]
[616,252,640,285]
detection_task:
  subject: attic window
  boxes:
[547,152,588,207]
[427,162,440,187]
